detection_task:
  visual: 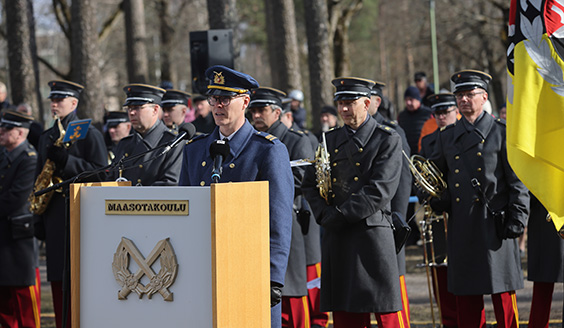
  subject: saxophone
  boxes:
[29,115,66,215]
[315,132,332,204]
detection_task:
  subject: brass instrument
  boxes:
[29,115,66,215]
[315,132,332,204]
[403,151,447,328]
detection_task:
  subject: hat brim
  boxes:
[206,89,238,97]
[334,94,363,101]
[123,99,152,107]
[454,85,483,93]
[48,95,70,100]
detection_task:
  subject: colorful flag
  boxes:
[507,0,564,232]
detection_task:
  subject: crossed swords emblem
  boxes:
[112,237,178,301]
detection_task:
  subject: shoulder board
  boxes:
[27,151,37,157]
[325,127,338,134]
[440,122,456,132]
[377,124,394,135]
[164,128,178,136]
[495,118,506,126]
[121,134,134,141]
[255,131,278,143]
[384,119,397,127]
[288,128,304,136]
[187,133,207,144]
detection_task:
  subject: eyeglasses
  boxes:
[455,91,484,100]
[207,95,244,107]
[127,104,155,112]
[433,108,456,117]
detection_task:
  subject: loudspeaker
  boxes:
[190,29,234,95]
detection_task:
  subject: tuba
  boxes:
[29,115,66,215]
[315,132,332,204]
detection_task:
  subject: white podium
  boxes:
[70,182,270,328]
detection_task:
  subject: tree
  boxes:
[157,0,175,84]
[207,0,240,67]
[303,0,334,131]
[5,0,39,114]
[264,0,302,92]
[123,0,149,83]
[328,0,363,77]
[71,0,104,121]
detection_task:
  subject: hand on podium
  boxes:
[270,281,283,307]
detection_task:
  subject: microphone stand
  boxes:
[33,135,187,328]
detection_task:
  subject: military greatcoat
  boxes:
[36,111,107,281]
[303,115,403,313]
[0,141,38,286]
[430,113,529,295]
[267,121,313,297]
[109,120,183,186]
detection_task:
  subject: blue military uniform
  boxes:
[179,65,293,328]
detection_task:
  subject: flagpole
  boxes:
[430,0,439,91]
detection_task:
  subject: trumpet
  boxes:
[29,115,66,215]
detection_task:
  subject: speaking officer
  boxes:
[370,81,413,325]
[108,84,184,186]
[36,80,107,328]
[429,70,529,328]
[162,89,191,130]
[178,65,293,328]
[419,93,459,327]
[302,77,404,328]
[0,110,40,328]
[248,87,315,328]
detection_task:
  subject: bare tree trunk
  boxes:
[328,0,363,77]
[71,0,104,122]
[124,0,149,83]
[5,0,39,114]
[158,0,176,85]
[26,0,45,123]
[304,0,334,132]
[264,0,302,92]
[207,0,240,68]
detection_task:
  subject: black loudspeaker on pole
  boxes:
[190,29,234,95]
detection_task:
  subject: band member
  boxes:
[104,111,131,162]
[430,70,529,328]
[249,87,315,328]
[36,80,107,328]
[108,84,184,186]
[302,77,404,328]
[419,93,460,327]
[0,110,40,328]
[178,65,293,328]
[162,89,191,130]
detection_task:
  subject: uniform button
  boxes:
[200,181,205,186]
[358,148,363,153]
[481,139,485,144]
[475,198,480,202]
[332,162,337,167]
[332,178,337,182]
[477,168,482,172]
[456,197,460,202]
[138,164,143,168]
[137,179,142,184]
[477,152,482,156]
[356,162,360,166]
[125,153,129,157]
[229,163,235,169]
[332,194,335,198]
[201,161,206,167]
[454,169,459,173]
[455,155,460,160]
[354,177,359,181]
[455,183,459,188]
[334,149,339,154]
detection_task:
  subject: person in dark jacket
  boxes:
[107,84,184,186]
[398,86,432,156]
[178,66,293,328]
[0,110,40,328]
[303,77,404,328]
[36,80,107,328]
[430,70,529,328]
[191,95,216,134]
[249,87,315,328]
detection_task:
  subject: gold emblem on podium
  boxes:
[112,237,178,301]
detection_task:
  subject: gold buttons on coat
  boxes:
[332,178,337,182]
[137,179,142,184]
[455,155,460,160]
[356,163,360,166]
[454,169,459,174]
[354,177,359,181]
[358,148,363,153]
[477,152,482,156]
[333,162,337,167]
[455,183,460,188]
[125,153,129,157]
[481,139,485,144]
[477,168,482,172]
[229,163,235,169]
[334,149,339,154]
[138,164,143,168]
[456,198,460,202]
[200,181,205,186]
[202,161,206,167]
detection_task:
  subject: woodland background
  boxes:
[0,0,510,131]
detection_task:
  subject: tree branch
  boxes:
[52,0,71,40]
[37,55,69,79]
[98,1,124,42]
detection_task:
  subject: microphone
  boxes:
[210,140,231,183]
[159,122,196,157]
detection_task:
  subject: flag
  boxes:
[507,0,564,232]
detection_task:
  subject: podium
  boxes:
[70,182,270,328]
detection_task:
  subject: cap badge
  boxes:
[213,71,225,85]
